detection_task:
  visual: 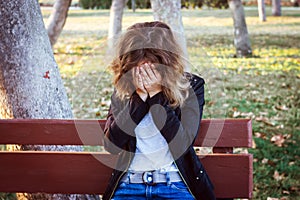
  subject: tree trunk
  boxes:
[257,0,266,21]
[47,0,72,47]
[108,0,126,49]
[0,1,98,199]
[150,0,189,71]
[228,0,252,57]
[132,0,136,12]
[272,0,281,16]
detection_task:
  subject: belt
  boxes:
[121,171,182,185]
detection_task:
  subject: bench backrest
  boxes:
[0,119,253,198]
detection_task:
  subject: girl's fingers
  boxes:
[135,67,140,81]
[133,67,142,88]
[138,73,143,87]
[140,63,157,81]
[135,67,141,87]
[139,65,151,83]
[144,63,157,80]
[146,63,162,83]
[137,69,144,86]
[138,63,162,87]
[150,64,161,80]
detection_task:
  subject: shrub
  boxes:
[79,0,112,9]
[127,0,151,9]
[181,0,228,9]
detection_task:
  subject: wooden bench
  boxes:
[0,119,253,199]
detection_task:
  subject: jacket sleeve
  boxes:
[146,74,205,159]
[104,91,149,154]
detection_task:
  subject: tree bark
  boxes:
[150,0,189,71]
[0,1,98,199]
[272,0,281,16]
[228,0,252,57]
[257,0,266,21]
[108,0,126,49]
[47,0,72,47]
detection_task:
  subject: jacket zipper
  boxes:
[174,161,196,199]
[108,152,132,200]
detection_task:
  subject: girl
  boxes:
[103,21,215,200]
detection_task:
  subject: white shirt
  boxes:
[128,112,178,172]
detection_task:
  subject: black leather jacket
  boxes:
[102,73,216,200]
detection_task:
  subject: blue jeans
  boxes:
[111,181,195,200]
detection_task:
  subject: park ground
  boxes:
[47,6,299,200]
[1,6,299,200]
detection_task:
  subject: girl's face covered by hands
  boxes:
[133,61,162,99]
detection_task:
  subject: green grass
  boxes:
[1,6,300,200]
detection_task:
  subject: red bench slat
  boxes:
[0,152,253,198]
[0,119,252,147]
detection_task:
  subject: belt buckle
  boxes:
[142,171,156,186]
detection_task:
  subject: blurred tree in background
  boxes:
[108,0,127,48]
[47,0,72,47]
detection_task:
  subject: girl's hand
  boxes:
[139,63,162,98]
[133,67,148,101]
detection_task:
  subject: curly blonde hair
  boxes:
[110,21,189,107]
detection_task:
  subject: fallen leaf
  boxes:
[264,120,276,126]
[289,186,298,191]
[271,134,285,147]
[95,111,101,117]
[252,140,256,148]
[275,105,289,111]
[276,124,284,129]
[245,83,255,87]
[255,116,274,126]
[273,170,285,181]
[288,161,295,166]
[267,198,288,200]
[68,58,75,65]
[267,160,276,166]
[259,111,268,115]
[283,134,291,139]
[267,197,279,200]
[255,117,264,122]
[233,111,240,117]
[262,158,268,164]
[282,190,290,195]
[280,197,288,200]
[254,132,267,139]
[240,112,254,118]
[207,101,216,106]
